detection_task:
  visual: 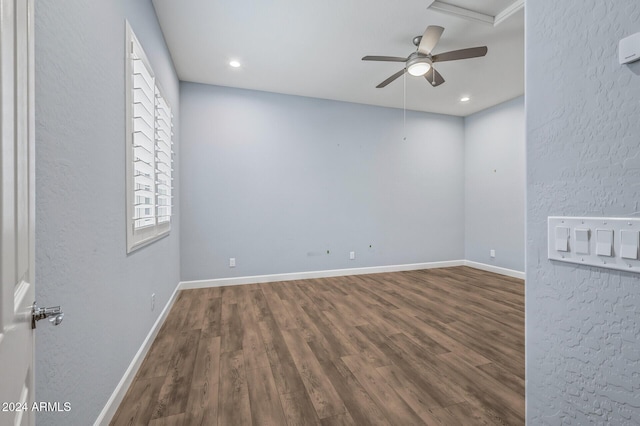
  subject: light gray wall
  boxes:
[527,1,640,424]
[464,96,525,271]
[180,83,465,281]
[35,1,179,424]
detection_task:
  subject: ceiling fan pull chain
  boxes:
[403,70,407,141]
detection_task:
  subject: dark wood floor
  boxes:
[111,266,524,426]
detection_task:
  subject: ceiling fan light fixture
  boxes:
[406,56,432,76]
[363,25,487,89]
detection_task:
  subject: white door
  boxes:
[0,0,36,425]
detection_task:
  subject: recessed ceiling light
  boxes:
[460,96,470,102]
[229,60,241,68]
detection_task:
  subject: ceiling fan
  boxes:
[362,25,488,88]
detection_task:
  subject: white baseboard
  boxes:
[463,260,525,280]
[93,284,181,426]
[179,260,465,289]
[180,260,525,290]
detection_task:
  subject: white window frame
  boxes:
[125,21,173,253]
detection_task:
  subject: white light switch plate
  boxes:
[548,216,640,273]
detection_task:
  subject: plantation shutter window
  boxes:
[126,22,174,252]
[132,41,156,229]
[155,89,173,225]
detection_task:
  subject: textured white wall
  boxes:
[527,1,640,424]
[35,1,180,424]
[465,97,525,272]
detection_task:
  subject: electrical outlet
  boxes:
[151,293,155,311]
[229,257,236,268]
[350,251,355,260]
[490,249,496,258]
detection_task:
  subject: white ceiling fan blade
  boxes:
[362,56,407,62]
[424,67,445,87]
[432,46,488,62]
[376,68,406,88]
[418,25,444,55]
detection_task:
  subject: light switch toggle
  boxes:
[596,229,614,257]
[575,228,590,254]
[620,230,639,260]
[555,226,569,252]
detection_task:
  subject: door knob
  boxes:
[31,301,64,329]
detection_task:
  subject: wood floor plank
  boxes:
[440,401,497,426]
[205,286,223,299]
[112,266,524,426]
[295,280,334,311]
[246,366,287,425]
[220,302,242,353]
[279,294,324,342]
[376,364,444,421]
[313,282,367,327]
[321,309,391,368]
[220,286,241,304]
[158,291,191,335]
[238,289,271,372]
[271,281,291,301]
[281,329,347,419]
[337,290,401,337]
[258,316,307,395]
[408,269,524,322]
[147,413,185,426]
[349,276,399,310]
[449,311,524,351]
[307,340,392,426]
[218,350,252,426]
[183,292,205,330]
[190,335,221,389]
[289,285,356,358]
[341,355,425,426]
[365,305,451,357]
[184,336,221,426]
[201,296,222,338]
[476,362,525,396]
[320,412,356,426]
[378,285,460,323]
[110,377,164,426]
[262,286,297,331]
[436,351,525,425]
[135,333,177,380]
[250,289,271,322]
[400,313,492,367]
[435,320,524,379]
[280,391,322,426]
[151,329,200,420]
[357,325,466,408]
[329,298,369,328]
[428,405,472,426]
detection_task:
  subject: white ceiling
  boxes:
[152,0,524,117]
